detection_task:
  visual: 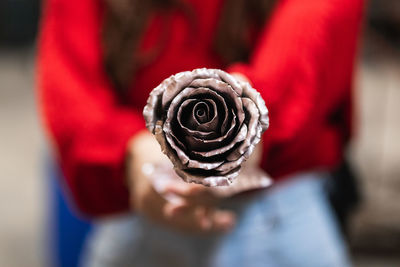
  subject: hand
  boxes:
[126,130,236,234]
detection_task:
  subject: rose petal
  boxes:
[216,132,263,176]
[177,99,217,139]
[186,159,224,170]
[214,69,243,96]
[227,98,260,161]
[191,124,247,158]
[166,128,225,171]
[175,168,240,186]
[215,155,247,173]
[215,97,266,173]
[143,79,169,133]
[154,121,187,171]
[241,82,269,132]
[164,126,190,165]
[196,99,219,132]
[185,110,237,151]
[167,87,227,134]
[166,87,232,152]
[188,78,245,131]
[165,117,226,170]
[161,68,220,108]
[169,128,188,151]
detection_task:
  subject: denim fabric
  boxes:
[48,159,93,267]
[81,172,351,267]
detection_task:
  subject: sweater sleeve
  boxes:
[37,0,145,216]
[228,0,364,147]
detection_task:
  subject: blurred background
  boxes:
[0,0,399,266]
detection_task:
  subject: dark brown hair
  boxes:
[102,0,276,100]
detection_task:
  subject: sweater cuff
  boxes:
[64,110,145,217]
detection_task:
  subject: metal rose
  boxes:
[143,68,269,186]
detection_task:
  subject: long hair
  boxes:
[102,0,276,100]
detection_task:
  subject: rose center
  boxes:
[196,108,206,119]
[193,102,210,124]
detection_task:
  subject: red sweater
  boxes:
[37,0,364,217]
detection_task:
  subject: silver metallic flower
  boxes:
[143,68,269,186]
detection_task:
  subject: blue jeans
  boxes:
[81,172,351,267]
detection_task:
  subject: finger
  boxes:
[209,209,236,232]
[163,203,211,229]
[163,201,190,218]
[174,206,235,233]
[187,206,209,231]
[136,184,171,222]
[164,183,220,206]
[164,182,207,196]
